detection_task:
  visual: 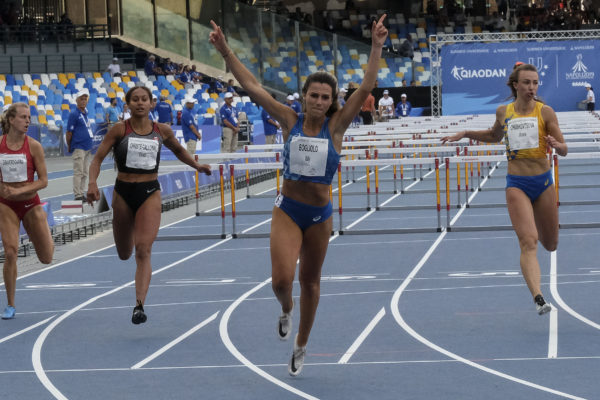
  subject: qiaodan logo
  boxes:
[565,54,594,80]
[451,66,507,80]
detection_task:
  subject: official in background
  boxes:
[105,97,120,128]
[66,90,94,200]
[220,92,239,153]
[395,93,412,117]
[262,96,280,145]
[156,96,173,125]
[360,92,375,125]
[585,83,595,111]
[181,96,201,155]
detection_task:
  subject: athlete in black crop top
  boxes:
[87,86,211,325]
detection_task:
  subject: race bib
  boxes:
[507,117,539,151]
[125,137,159,170]
[0,154,27,182]
[289,136,328,176]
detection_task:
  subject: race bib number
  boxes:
[0,154,27,182]
[290,136,328,176]
[125,137,159,170]
[507,117,539,151]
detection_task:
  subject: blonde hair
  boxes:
[1,103,29,134]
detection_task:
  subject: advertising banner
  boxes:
[441,40,598,115]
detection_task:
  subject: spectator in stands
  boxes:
[209,14,388,376]
[584,83,595,111]
[464,0,473,17]
[401,79,407,87]
[105,98,120,128]
[144,55,162,77]
[395,93,412,117]
[338,87,347,107]
[399,34,414,59]
[86,86,211,325]
[190,65,204,83]
[120,103,131,120]
[410,80,416,86]
[324,11,335,31]
[226,79,238,95]
[211,76,226,94]
[181,97,201,155]
[0,103,54,320]
[106,57,121,77]
[156,96,173,125]
[262,95,280,145]
[66,90,94,201]
[162,58,177,76]
[149,96,158,122]
[176,65,192,88]
[378,89,394,121]
[220,92,239,153]
[293,7,304,21]
[359,91,375,125]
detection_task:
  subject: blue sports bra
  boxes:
[282,114,340,185]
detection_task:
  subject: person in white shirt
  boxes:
[107,57,121,77]
[378,89,394,121]
[585,83,595,111]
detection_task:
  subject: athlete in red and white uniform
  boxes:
[0,102,54,320]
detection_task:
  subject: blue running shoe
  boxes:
[2,306,15,320]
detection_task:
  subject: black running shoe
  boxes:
[534,294,551,315]
[132,304,147,324]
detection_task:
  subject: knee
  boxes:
[541,238,558,252]
[299,278,320,294]
[38,247,54,264]
[2,245,18,264]
[134,243,152,261]
[272,278,292,295]
[518,235,538,253]
[116,248,132,260]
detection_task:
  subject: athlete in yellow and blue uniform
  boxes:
[442,63,567,316]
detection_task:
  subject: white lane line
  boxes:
[550,250,600,330]
[131,311,219,370]
[390,163,586,400]
[548,307,558,358]
[0,316,55,344]
[338,307,386,364]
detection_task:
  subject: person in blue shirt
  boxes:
[285,94,301,114]
[156,96,173,125]
[261,97,280,145]
[162,58,177,75]
[176,65,192,88]
[211,76,226,94]
[220,92,239,153]
[66,90,94,200]
[210,14,388,376]
[226,79,238,95]
[293,92,302,112]
[105,97,120,128]
[149,96,158,121]
[181,97,202,155]
[395,93,412,117]
[144,55,162,77]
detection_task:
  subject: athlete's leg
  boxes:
[0,203,21,307]
[131,191,161,305]
[270,207,303,315]
[296,217,332,347]
[506,187,542,298]
[22,206,54,264]
[111,190,135,260]
[533,185,559,252]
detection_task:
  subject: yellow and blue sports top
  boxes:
[503,101,547,161]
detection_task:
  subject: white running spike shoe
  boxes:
[288,334,306,376]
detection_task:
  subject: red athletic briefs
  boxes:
[0,194,42,220]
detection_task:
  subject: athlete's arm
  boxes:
[441,105,505,144]
[542,105,567,156]
[159,124,211,175]
[86,123,123,204]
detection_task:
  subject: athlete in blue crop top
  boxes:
[211,15,389,376]
[87,86,211,325]
[441,64,567,316]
